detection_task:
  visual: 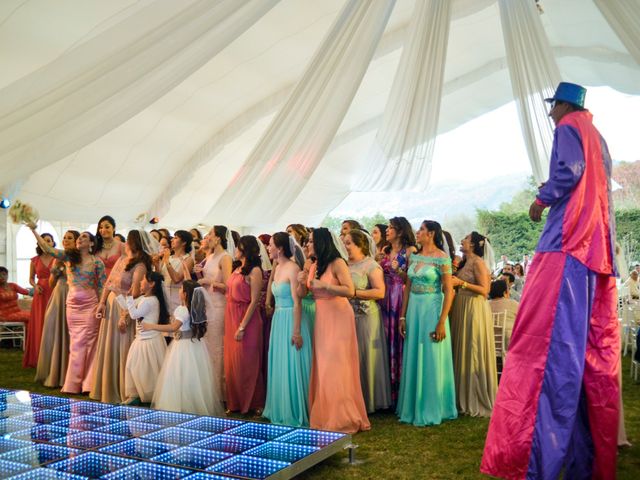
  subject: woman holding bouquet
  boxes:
[30,225,106,394]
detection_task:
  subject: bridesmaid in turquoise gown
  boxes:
[263,232,312,427]
[397,220,457,426]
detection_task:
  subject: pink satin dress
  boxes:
[307,263,370,434]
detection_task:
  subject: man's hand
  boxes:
[529,201,546,222]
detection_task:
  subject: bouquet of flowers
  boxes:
[8,200,39,227]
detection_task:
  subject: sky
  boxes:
[331,86,640,216]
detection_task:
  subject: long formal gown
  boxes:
[224,271,265,413]
[397,254,457,426]
[23,255,53,367]
[124,296,167,403]
[260,269,273,390]
[349,257,391,413]
[34,261,69,387]
[308,263,370,434]
[301,293,315,336]
[90,257,142,403]
[48,249,106,394]
[153,306,223,416]
[379,249,409,405]
[0,283,30,322]
[450,258,497,417]
[263,281,312,427]
[202,251,228,398]
[161,254,190,316]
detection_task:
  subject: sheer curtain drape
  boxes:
[0,0,279,188]
[498,0,560,183]
[209,0,396,226]
[594,0,640,65]
[355,0,452,192]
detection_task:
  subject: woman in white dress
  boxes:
[123,271,168,404]
[160,230,194,315]
[146,280,223,416]
[198,225,233,396]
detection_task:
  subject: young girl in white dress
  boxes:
[146,280,224,416]
[123,271,168,405]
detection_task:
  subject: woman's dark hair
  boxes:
[146,271,169,325]
[442,230,456,262]
[233,236,262,276]
[258,234,271,247]
[273,232,305,269]
[231,230,241,248]
[347,229,370,257]
[422,221,445,252]
[190,229,202,241]
[0,266,8,274]
[173,230,193,254]
[457,231,487,272]
[125,230,152,272]
[158,228,171,241]
[36,233,56,255]
[514,263,524,276]
[182,280,206,340]
[374,224,389,250]
[213,226,228,250]
[95,215,116,253]
[489,279,508,299]
[287,224,309,246]
[114,233,126,243]
[68,232,97,266]
[313,227,344,278]
[383,216,416,254]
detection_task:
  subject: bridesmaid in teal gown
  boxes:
[263,232,312,427]
[397,220,457,426]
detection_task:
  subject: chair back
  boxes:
[492,310,507,360]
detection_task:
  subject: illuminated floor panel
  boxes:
[0,389,351,479]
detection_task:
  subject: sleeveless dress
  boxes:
[124,296,167,402]
[35,261,69,387]
[397,254,457,426]
[263,281,312,427]
[450,258,497,417]
[90,257,142,403]
[0,283,30,322]
[162,254,190,315]
[308,263,370,434]
[201,251,229,397]
[260,269,273,390]
[23,255,53,367]
[224,271,265,413]
[349,257,391,413]
[379,249,410,404]
[153,306,223,416]
[98,251,122,284]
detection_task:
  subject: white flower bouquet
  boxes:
[8,200,39,227]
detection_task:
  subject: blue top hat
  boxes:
[544,82,586,108]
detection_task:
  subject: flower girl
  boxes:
[146,280,224,416]
[123,271,168,405]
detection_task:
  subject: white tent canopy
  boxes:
[1,0,639,232]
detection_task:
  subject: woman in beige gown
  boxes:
[449,231,497,417]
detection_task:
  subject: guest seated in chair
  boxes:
[0,266,32,323]
[488,279,519,354]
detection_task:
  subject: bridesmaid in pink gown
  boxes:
[224,235,265,414]
[23,233,55,368]
[301,228,370,434]
[95,215,124,279]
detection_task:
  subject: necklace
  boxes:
[102,240,114,250]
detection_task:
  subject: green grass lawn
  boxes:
[1,347,638,479]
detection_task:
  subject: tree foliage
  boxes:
[321,213,388,234]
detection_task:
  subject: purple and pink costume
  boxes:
[481,110,619,479]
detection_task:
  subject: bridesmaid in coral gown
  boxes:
[302,228,370,434]
[0,268,30,323]
[94,215,124,280]
[23,233,55,368]
[224,235,265,414]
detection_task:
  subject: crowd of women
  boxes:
[18,214,503,434]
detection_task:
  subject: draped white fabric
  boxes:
[594,0,640,65]
[0,0,279,189]
[355,0,452,192]
[498,0,560,184]
[208,0,396,226]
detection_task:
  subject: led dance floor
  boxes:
[0,389,352,479]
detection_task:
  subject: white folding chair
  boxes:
[492,310,507,373]
[0,321,26,350]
